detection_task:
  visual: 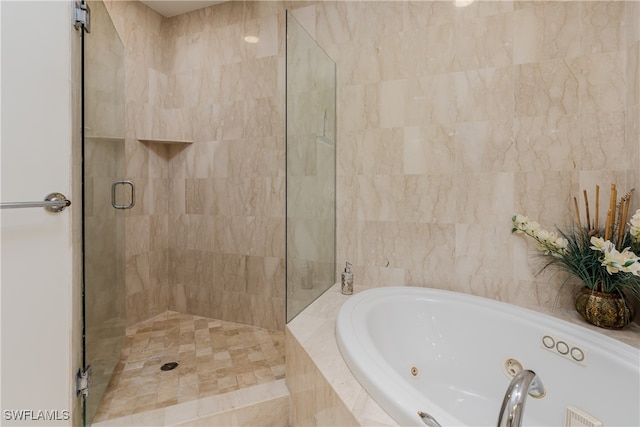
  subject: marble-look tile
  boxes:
[513,171,576,227]
[403,174,456,224]
[403,124,455,175]
[454,0,513,20]
[403,1,456,30]
[626,106,640,187]
[410,75,458,124]
[581,1,625,55]
[511,114,579,171]
[357,221,403,268]
[514,59,579,118]
[246,256,285,298]
[357,176,404,222]
[401,223,457,286]
[337,85,366,134]
[286,285,398,427]
[455,119,513,172]
[628,1,640,45]
[457,67,514,121]
[575,51,626,116]
[125,216,150,255]
[94,312,286,424]
[513,1,581,65]
[453,12,513,71]
[403,24,455,77]
[455,171,514,224]
[454,223,516,300]
[628,42,640,108]
[125,253,150,296]
[580,111,626,170]
[356,128,403,176]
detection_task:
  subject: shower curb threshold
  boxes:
[91,379,289,426]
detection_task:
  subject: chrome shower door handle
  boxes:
[111,180,135,210]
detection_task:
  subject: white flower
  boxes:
[512,214,566,255]
[590,236,609,252]
[553,236,568,250]
[513,214,528,228]
[512,215,528,233]
[630,209,640,243]
[525,221,541,235]
[535,228,550,241]
[600,246,640,276]
[624,259,640,275]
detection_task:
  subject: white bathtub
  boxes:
[336,287,640,427]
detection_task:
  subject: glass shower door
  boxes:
[81,1,126,424]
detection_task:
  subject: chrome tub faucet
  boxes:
[497,369,545,427]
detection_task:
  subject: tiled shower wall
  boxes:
[103,0,638,331]
[104,1,286,330]
[165,2,286,330]
[104,0,170,326]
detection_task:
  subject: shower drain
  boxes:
[160,362,179,371]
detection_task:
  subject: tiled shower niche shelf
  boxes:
[86,136,124,143]
[137,138,194,145]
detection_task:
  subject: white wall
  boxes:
[1,1,79,425]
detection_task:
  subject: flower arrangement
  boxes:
[512,184,640,305]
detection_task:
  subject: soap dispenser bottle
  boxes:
[341,262,353,295]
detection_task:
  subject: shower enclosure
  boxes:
[78,3,336,423]
[285,11,337,322]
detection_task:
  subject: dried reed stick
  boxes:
[595,185,600,232]
[617,192,632,249]
[605,184,617,241]
[616,196,624,250]
[583,189,591,230]
[573,196,582,230]
[624,190,634,228]
[617,197,626,249]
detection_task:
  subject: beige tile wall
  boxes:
[101,0,638,330]
[312,1,638,311]
[104,0,171,326]
[165,2,285,330]
[104,1,285,329]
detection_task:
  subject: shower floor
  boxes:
[93,311,286,423]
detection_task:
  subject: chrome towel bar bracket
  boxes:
[0,192,71,213]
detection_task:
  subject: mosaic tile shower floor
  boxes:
[93,311,286,422]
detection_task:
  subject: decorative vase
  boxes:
[574,286,635,330]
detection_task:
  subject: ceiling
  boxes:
[139,0,226,18]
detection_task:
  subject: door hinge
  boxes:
[74,1,91,33]
[76,365,92,397]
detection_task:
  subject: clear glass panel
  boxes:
[286,12,336,322]
[82,1,126,424]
